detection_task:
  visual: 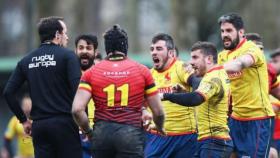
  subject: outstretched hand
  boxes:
[172,84,186,93]
[142,108,166,136]
[145,124,166,136]
[183,62,194,74]
[142,108,152,127]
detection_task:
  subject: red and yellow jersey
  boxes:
[151,59,196,135]
[4,116,34,157]
[79,58,157,127]
[81,70,95,127]
[195,66,231,140]
[218,39,274,120]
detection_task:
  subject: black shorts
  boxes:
[91,120,145,158]
[32,115,82,158]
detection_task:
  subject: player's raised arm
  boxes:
[223,54,254,72]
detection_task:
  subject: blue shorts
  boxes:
[144,132,197,158]
[229,117,274,158]
[194,138,233,158]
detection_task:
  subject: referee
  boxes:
[3,16,82,158]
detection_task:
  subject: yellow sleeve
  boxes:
[4,117,17,139]
[176,61,191,84]
[196,77,220,101]
[218,51,227,65]
[245,43,264,67]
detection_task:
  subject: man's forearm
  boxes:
[224,54,254,72]
[153,114,165,131]
[72,110,91,132]
[223,60,243,72]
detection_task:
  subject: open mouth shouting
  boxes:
[223,37,232,47]
[152,56,161,68]
[80,54,90,65]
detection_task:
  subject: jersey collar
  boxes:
[207,65,224,73]
[227,38,246,55]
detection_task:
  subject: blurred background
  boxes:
[0,0,280,150]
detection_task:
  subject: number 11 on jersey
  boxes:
[103,84,129,107]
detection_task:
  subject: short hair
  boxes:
[152,33,174,50]
[75,34,98,51]
[218,13,244,30]
[191,41,217,63]
[270,48,280,59]
[245,33,263,49]
[245,33,262,42]
[103,24,128,55]
[37,16,64,43]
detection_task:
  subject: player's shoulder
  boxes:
[174,59,184,65]
[242,40,261,53]
[60,47,76,58]
[8,116,18,125]
[218,50,228,58]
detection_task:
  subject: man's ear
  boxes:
[55,31,60,39]
[206,55,213,64]
[239,28,245,37]
[168,49,175,57]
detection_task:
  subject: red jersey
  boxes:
[268,64,280,139]
[268,63,279,91]
[79,58,158,127]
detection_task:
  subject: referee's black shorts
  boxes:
[32,115,82,158]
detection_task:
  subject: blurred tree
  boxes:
[0,0,27,56]
[1,0,280,57]
[26,0,37,51]
[86,0,102,34]
[123,0,140,53]
[37,0,58,17]
[170,0,251,50]
[73,0,101,35]
[171,0,197,50]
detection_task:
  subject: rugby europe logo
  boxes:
[29,54,56,69]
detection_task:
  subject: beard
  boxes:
[223,34,240,50]
[194,64,206,77]
[79,56,94,71]
[154,54,170,71]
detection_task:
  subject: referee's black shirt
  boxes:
[4,43,81,123]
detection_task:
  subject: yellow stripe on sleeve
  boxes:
[79,82,92,92]
[145,86,158,96]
